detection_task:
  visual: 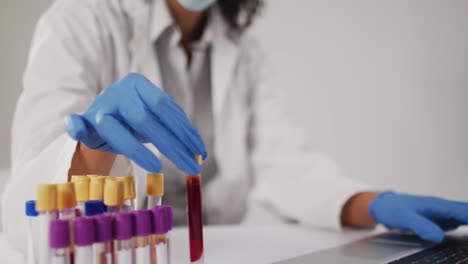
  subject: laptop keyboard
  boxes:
[390,240,468,264]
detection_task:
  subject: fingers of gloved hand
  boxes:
[421,198,468,225]
[160,99,208,159]
[120,103,200,175]
[66,114,111,151]
[133,76,207,159]
[94,114,162,172]
[405,212,445,243]
[66,113,88,141]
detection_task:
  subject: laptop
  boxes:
[275,232,468,264]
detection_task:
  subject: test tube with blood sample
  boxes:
[186,155,205,264]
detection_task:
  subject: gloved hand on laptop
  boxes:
[369,191,468,243]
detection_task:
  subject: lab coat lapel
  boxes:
[210,12,240,120]
[124,0,163,87]
[212,40,238,119]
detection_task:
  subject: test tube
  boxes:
[104,178,125,213]
[186,155,204,264]
[119,176,136,211]
[84,200,107,216]
[71,175,90,213]
[133,210,152,264]
[113,212,135,264]
[57,182,77,219]
[161,205,173,264]
[57,182,78,256]
[94,215,113,264]
[89,175,106,201]
[151,207,168,264]
[146,173,164,209]
[49,219,71,264]
[36,184,58,264]
[74,217,95,264]
[25,200,39,264]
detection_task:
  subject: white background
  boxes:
[0,0,467,200]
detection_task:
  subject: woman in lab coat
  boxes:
[4,0,468,254]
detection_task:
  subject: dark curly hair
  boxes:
[218,0,264,31]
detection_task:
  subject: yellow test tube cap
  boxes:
[56,182,77,210]
[104,178,124,206]
[89,175,106,200]
[147,173,164,196]
[128,176,136,199]
[118,176,134,200]
[36,184,57,212]
[71,175,90,202]
[195,155,203,165]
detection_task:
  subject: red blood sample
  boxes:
[186,175,204,262]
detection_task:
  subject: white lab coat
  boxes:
[2,0,370,254]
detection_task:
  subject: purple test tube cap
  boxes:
[161,205,173,231]
[152,207,166,234]
[133,210,152,237]
[94,215,113,243]
[113,212,134,240]
[74,217,95,246]
[49,219,70,249]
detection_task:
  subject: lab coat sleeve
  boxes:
[245,37,372,230]
[2,1,104,253]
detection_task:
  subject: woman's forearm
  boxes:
[341,191,380,228]
[68,143,116,180]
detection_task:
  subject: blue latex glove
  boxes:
[65,73,207,175]
[369,192,468,243]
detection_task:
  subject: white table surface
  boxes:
[170,224,382,264]
[6,224,466,263]
[0,224,380,264]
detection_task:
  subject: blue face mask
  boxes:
[177,0,217,11]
